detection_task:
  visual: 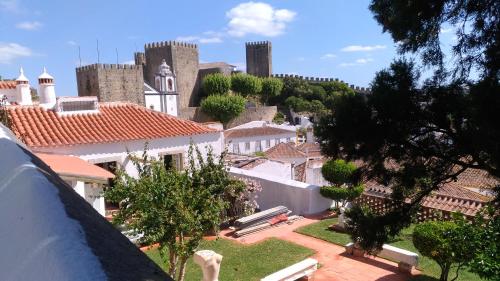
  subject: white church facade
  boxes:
[144,59,179,117]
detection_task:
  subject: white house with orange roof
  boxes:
[5,68,223,216]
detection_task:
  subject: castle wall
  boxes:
[76,64,144,105]
[144,41,199,108]
[271,73,371,94]
[246,41,272,77]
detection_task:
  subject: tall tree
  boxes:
[230,73,262,97]
[315,2,500,275]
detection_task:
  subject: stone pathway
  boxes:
[221,216,419,281]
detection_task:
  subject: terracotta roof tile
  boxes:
[265,142,306,160]
[224,126,294,139]
[0,80,16,90]
[297,143,323,158]
[7,102,218,148]
[36,153,115,182]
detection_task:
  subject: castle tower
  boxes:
[15,67,32,105]
[144,41,199,109]
[146,59,178,116]
[76,64,144,105]
[246,41,272,77]
[38,67,57,109]
[134,52,146,66]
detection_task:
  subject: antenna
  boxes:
[115,48,119,64]
[78,45,82,67]
[96,39,100,63]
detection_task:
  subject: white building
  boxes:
[0,67,33,105]
[144,59,179,116]
[224,124,296,155]
[6,69,223,216]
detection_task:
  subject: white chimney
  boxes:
[38,67,56,109]
[15,67,32,105]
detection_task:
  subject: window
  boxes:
[266,139,271,148]
[233,143,240,154]
[245,142,250,151]
[255,141,262,152]
[168,79,173,91]
[162,153,183,171]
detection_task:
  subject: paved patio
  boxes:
[221,216,419,281]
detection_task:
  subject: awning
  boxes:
[36,153,115,184]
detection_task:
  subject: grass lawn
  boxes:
[145,238,314,281]
[295,218,482,281]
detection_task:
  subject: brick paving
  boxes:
[221,215,419,281]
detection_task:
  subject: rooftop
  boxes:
[225,126,294,140]
[0,80,16,90]
[265,142,306,160]
[36,153,115,183]
[7,102,218,148]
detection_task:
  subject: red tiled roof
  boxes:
[7,102,217,148]
[265,142,306,160]
[224,126,294,139]
[0,81,16,90]
[36,153,115,182]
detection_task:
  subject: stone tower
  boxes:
[246,41,272,77]
[143,41,199,109]
[76,64,144,105]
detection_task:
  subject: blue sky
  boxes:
[0,0,457,96]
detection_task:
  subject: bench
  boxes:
[344,243,418,273]
[261,258,318,281]
[379,244,418,273]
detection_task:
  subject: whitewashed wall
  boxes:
[34,132,223,178]
[226,133,296,155]
[230,167,333,215]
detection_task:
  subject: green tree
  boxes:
[272,112,285,124]
[261,77,283,105]
[315,1,500,267]
[285,96,311,113]
[201,94,246,127]
[320,159,363,210]
[105,145,244,281]
[413,220,476,281]
[202,73,231,96]
[230,73,262,97]
[320,81,355,97]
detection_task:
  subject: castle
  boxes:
[76,40,273,116]
[75,40,369,118]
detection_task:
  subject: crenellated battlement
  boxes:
[76,63,142,72]
[144,40,198,50]
[245,41,271,46]
[271,74,371,93]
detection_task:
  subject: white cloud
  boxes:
[0,42,32,64]
[226,2,296,37]
[67,40,77,46]
[321,53,337,60]
[339,58,374,67]
[175,35,223,44]
[341,45,386,52]
[16,21,42,30]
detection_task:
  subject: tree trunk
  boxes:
[168,246,178,277]
[440,263,450,281]
[177,256,188,281]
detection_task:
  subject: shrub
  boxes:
[272,112,285,124]
[201,94,246,125]
[202,73,231,96]
[320,159,363,209]
[413,221,476,281]
[261,77,283,104]
[231,73,262,97]
[321,159,357,185]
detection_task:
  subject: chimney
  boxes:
[15,67,32,105]
[38,67,56,109]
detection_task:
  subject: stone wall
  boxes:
[246,41,272,77]
[76,64,144,105]
[144,41,199,108]
[180,106,277,128]
[272,73,371,94]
